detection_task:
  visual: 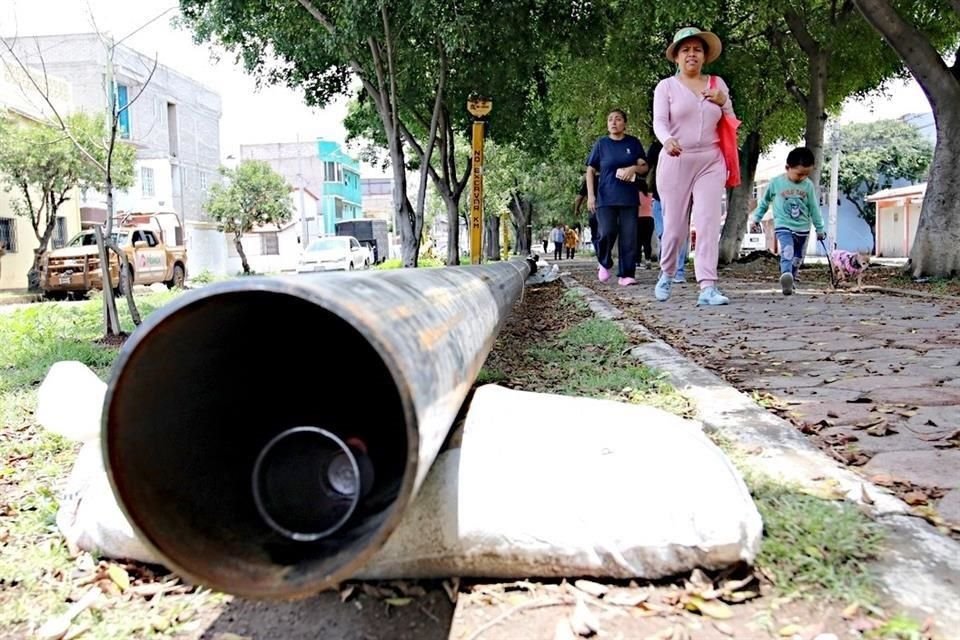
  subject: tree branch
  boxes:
[0,37,105,171]
[784,9,822,57]
[381,4,400,151]
[853,0,960,103]
[415,44,445,218]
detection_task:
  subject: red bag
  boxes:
[710,76,742,189]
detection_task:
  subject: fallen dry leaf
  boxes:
[384,597,413,607]
[713,620,735,636]
[573,580,608,598]
[903,491,929,506]
[605,588,649,607]
[443,577,460,603]
[778,623,803,636]
[841,602,860,620]
[339,585,356,602]
[36,587,101,640]
[106,564,130,592]
[569,593,599,637]
[684,595,733,620]
[866,423,897,437]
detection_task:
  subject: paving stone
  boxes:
[820,426,924,456]
[936,490,960,525]
[825,376,942,393]
[863,387,960,407]
[864,450,960,488]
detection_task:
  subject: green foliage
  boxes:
[826,118,933,232]
[205,160,293,236]
[374,256,444,270]
[752,478,885,603]
[0,112,134,237]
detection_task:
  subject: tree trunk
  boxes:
[445,197,460,266]
[804,52,829,193]
[909,112,960,276]
[484,215,500,260]
[235,234,251,274]
[27,198,59,292]
[509,193,532,256]
[112,244,141,326]
[718,131,762,264]
[852,0,960,277]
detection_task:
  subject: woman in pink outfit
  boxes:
[652,27,737,306]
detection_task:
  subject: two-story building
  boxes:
[0,60,83,291]
[5,33,226,275]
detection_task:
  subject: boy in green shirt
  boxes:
[750,147,826,296]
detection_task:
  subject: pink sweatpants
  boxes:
[657,145,726,289]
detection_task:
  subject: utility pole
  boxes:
[296,134,309,246]
[467,96,492,264]
[827,127,841,252]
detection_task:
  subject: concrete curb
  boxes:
[560,274,960,632]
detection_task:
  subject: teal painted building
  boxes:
[317,140,362,235]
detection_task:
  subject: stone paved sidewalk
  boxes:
[563,260,960,528]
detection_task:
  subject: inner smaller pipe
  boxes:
[252,427,364,542]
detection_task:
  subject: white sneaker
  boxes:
[697,286,730,306]
[780,272,794,296]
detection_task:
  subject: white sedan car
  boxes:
[297,236,372,273]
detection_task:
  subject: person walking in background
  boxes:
[564,225,579,259]
[750,147,825,296]
[637,191,655,268]
[574,174,600,255]
[652,26,737,306]
[586,109,648,286]
[551,224,565,260]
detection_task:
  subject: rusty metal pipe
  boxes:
[102,257,536,600]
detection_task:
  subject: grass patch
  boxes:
[375,256,444,270]
[0,287,227,638]
[508,288,692,417]
[750,476,885,604]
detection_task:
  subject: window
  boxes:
[261,232,279,255]
[116,84,130,139]
[52,217,68,248]
[200,172,208,190]
[144,231,159,247]
[335,198,344,220]
[324,161,342,182]
[141,167,155,197]
[350,238,360,250]
[0,218,16,252]
[167,103,179,157]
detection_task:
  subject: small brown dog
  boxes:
[829,249,870,289]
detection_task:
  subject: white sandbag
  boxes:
[36,360,107,443]
[56,439,160,564]
[37,361,160,564]
[356,384,763,580]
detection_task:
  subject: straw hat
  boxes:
[665,27,722,64]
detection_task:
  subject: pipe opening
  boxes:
[105,288,409,595]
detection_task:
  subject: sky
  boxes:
[1,0,939,180]
[0,0,362,168]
